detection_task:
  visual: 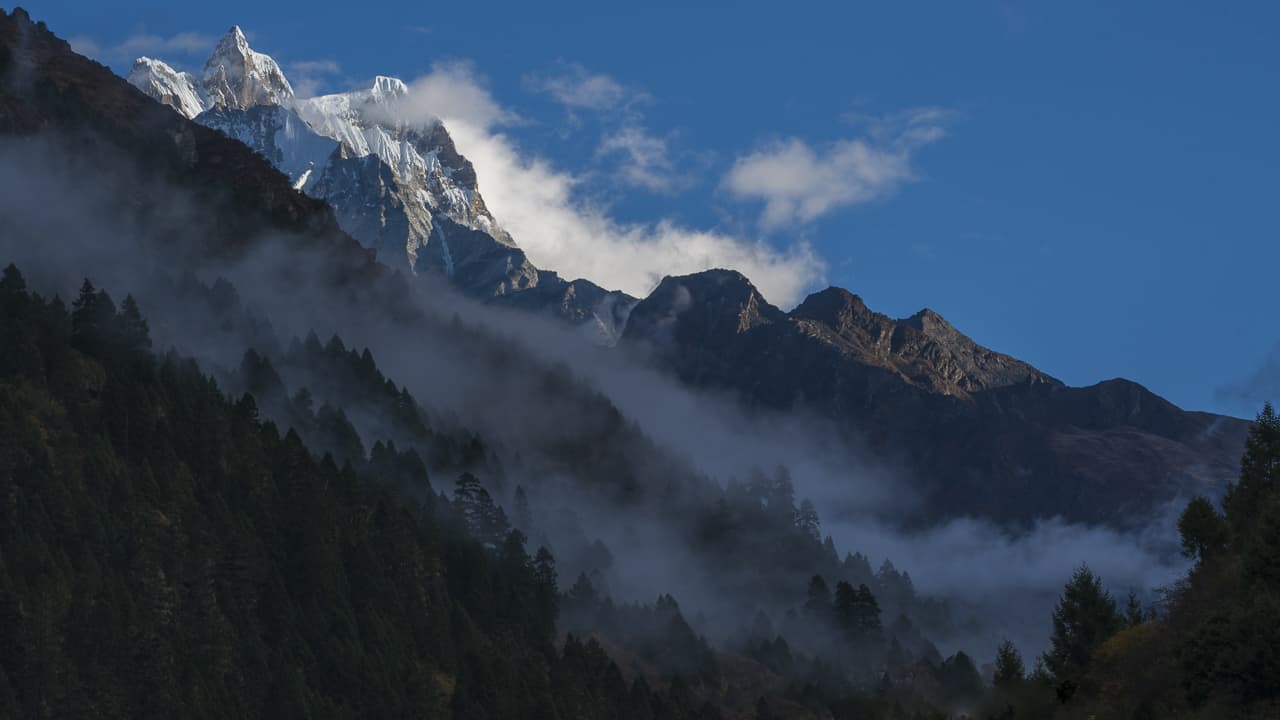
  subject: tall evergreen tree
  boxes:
[0,263,24,292]
[117,294,151,351]
[993,639,1025,689]
[1224,403,1280,533]
[1178,496,1230,563]
[1043,565,1121,684]
[795,499,820,540]
[1123,591,1145,627]
[803,575,832,620]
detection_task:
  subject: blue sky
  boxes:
[23,0,1280,417]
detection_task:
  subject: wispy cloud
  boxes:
[70,31,217,66]
[531,63,694,195]
[1217,342,1280,416]
[595,126,685,193]
[724,108,950,230]
[390,63,824,306]
[527,63,649,111]
[285,59,343,98]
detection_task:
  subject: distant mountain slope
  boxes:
[623,270,1248,526]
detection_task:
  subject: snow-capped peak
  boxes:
[127,57,205,119]
[201,25,293,112]
[370,75,409,100]
[126,25,293,119]
[126,26,528,288]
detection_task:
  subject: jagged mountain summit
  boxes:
[127,26,293,117]
[129,27,635,340]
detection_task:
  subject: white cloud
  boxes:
[725,109,948,230]
[71,31,218,66]
[531,63,685,193]
[396,61,518,130]
[595,126,679,192]
[527,64,647,111]
[393,64,824,307]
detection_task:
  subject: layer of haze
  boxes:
[0,135,1191,659]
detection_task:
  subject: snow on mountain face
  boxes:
[126,26,292,120]
[293,79,514,248]
[126,57,206,119]
[200,26,294,112]
[125,27,519,273]
[197,105,335,186]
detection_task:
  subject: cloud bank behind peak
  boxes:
[395,63,827,307]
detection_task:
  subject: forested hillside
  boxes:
[1039,405,1280,719]
[0,265,723,719]
[1,266,1003,718]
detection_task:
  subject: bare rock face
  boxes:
[791,288,1055,397]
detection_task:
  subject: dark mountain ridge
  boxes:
[623,270,1247,526]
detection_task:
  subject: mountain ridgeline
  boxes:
[0,7,1271,719]
[622,270,1247,526]
[121,23,1248,528]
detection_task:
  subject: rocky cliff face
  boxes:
[624,270,1248,526]
[789,287,1055,397]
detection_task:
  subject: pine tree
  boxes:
[117,295,151,351]
[993,639,1025,688]
[833,581,880,642]
[0,263,25,292]
[71,278,116,351]
[795,499,820,540]
[1178,496,1229,562]
[939,651,983,701]
[1043,565,1121,683]
[453,472,508,547]
[852,584,882,638]
[533,546,558,634]
[1224,403,1280,533]
[803,575,832,620]
[1124,591,1145,626]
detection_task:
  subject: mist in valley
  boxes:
[0,130,1200,672]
